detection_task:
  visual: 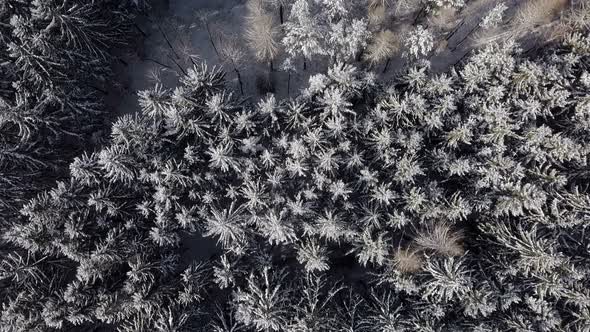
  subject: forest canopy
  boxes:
[1,0,590,331]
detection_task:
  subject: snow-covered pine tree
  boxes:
[0,1,149,330]
[282,0,327,70]
[327,18,370,62]
[3,64,227,330]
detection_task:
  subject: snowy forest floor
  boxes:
[113,0,523,116]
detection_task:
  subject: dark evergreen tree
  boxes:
[0,1,147,330]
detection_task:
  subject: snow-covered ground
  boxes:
[116,0,289,117]
[114,0,521,117]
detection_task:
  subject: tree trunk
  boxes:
[235,69,244,95]
[446,19,465,41]
[303,58,307,71]
[413,6,425,25]
[157,23,180,59]
[451,25,479,52]
[287,71,291,97]
[279,5,284,24]
[270,60,274,72]
[452,50,470,66]
[187,55,198,67]
[205,21,220,58]
[134,22,147,37]
[145,58,173,69]
[523,43,540,56]
[382,58,391,73]
[167,54,187,75]
[355,48,364,62]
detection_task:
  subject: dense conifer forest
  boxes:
[1,0,590,331]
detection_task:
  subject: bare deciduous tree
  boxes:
[219,35,247,95]
[392,246,423,273]
[414,223,464,257]
[244,13,280,71]
[364,29,400,72]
